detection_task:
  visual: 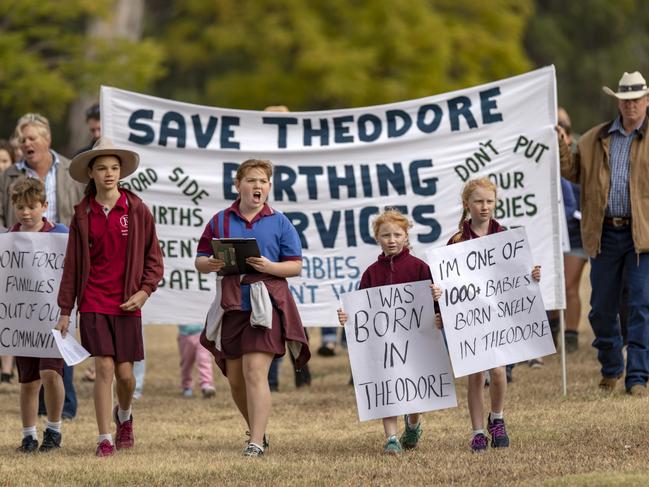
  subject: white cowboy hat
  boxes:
[602,71,649,100]
[69,137,139,183]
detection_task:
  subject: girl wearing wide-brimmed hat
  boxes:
[55,137,163,457]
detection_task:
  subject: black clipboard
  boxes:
[210,238,261,276]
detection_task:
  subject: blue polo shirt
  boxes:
[197,200,302,310]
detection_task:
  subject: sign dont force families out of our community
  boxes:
[341,280,457,421]
[101,65,563,325]
[426,228,555,378]
[0,233,76,359]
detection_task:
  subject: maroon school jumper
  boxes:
[200,274,311,376]
[359,247,432,290]
[57,189,163,361]
[10,219,65,383]
[57,189,163,316]
[447,219,505,245]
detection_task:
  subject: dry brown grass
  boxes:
[2,269,649,486]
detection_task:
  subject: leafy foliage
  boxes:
[0,0,165,142]
[148,0,532,110]
[525,0,649,131]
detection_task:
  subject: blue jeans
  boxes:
[268,357,282,388]
[589,225,649,388]
[321,327,338,345]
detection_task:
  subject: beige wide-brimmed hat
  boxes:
[602,71,649,100]
[69,137,139,183]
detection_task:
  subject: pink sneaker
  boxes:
[113,406,134,450]
[96,439,115,457]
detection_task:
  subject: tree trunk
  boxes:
[65,0,144,156]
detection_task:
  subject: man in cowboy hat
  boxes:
[559,71,649,396]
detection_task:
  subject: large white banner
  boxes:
[426,228,555,377]
[101,66,563,325]
[341,280,456,421]
[0,233,77,358]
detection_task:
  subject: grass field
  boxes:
[1,272,649,486]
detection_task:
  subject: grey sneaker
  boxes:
[399,415,422,450]
[242,442,264,457]
[383,435,403,455]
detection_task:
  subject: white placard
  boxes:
[426,227,555,377]
[0,233,77,358]
[341,280,457,421]
[101,66,564,326]
[51,329,90,366]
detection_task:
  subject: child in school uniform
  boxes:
[444,177,540,452]
[337,209,441,455]
[196,158,310,457]
[9,178,67,453]
[177,324,216,398]
[56,138,163,457]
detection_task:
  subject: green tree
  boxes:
[0,0,165,152]
[525,0,649,132]
[148,0,533,110]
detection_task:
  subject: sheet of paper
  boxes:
[51,330,90,366]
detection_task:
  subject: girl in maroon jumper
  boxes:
[337,209,441,455]
[444,177,540,452]
[56,138,163,457]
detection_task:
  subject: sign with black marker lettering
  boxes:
[426,227,555,377]
[0,233,77,358]
[341,280,457,421]
[102,66,564,325]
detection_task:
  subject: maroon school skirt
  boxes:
[16,357,64,384]
[219,308,285,362]
[80,312,144,363]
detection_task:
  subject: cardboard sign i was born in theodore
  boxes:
[341,279,457,421]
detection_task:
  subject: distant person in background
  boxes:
[0,139,14,172]
[559,71,649,396]
[0,113,84,228]
[75,103,101,156]
[177,324,216,398]
[557,107,587,353]
[0,138,16,383]
[263,105,311,392]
